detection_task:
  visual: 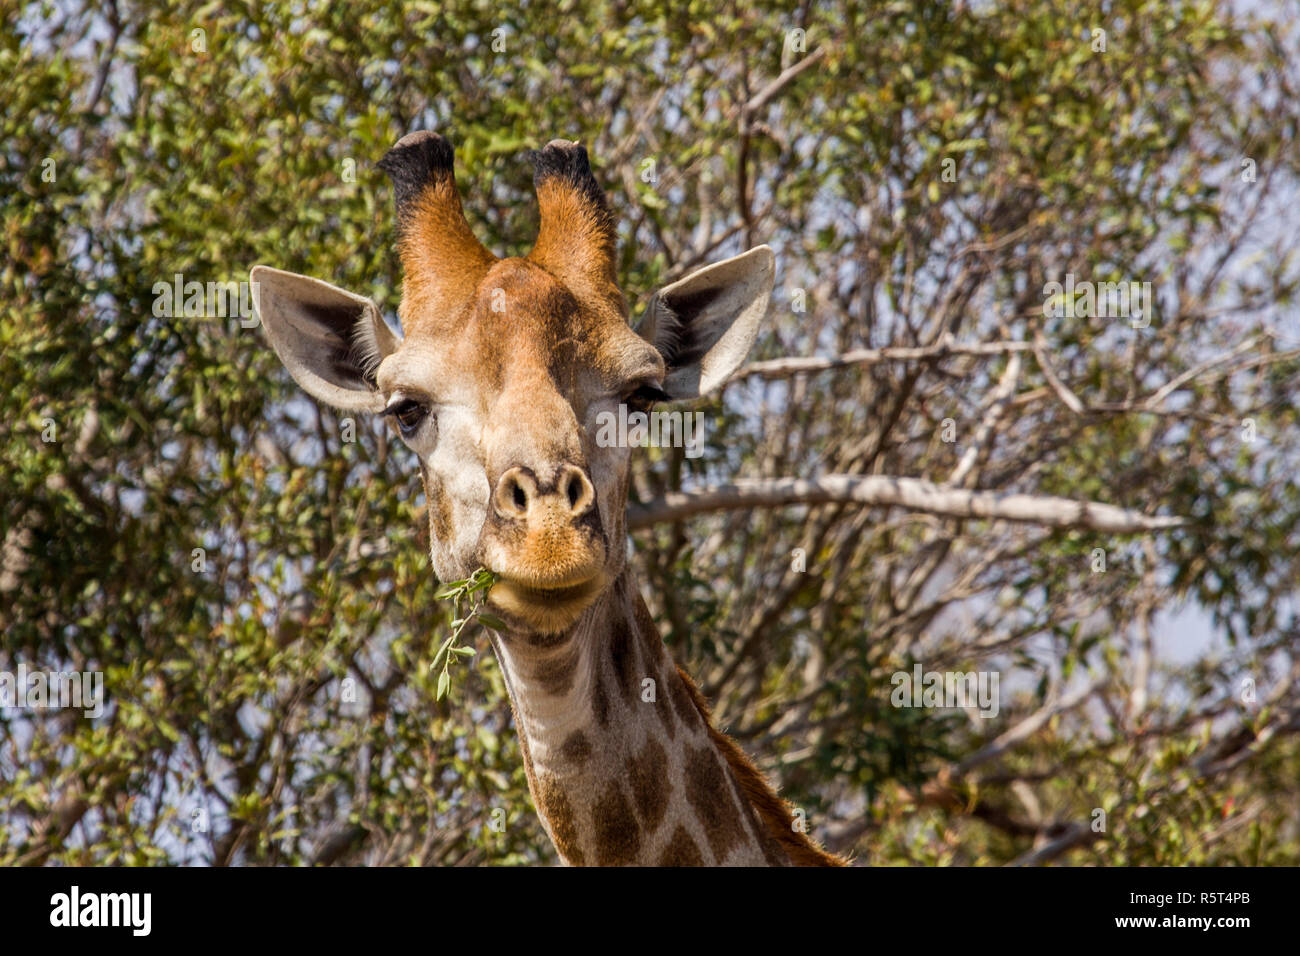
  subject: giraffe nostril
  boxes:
[494,467,537,519]
[495,464,593,521]
[559,464,594,516]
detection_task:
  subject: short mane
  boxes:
[675,666,848,867]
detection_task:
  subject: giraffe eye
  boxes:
[624,383,669,410]
[384,398,428,437]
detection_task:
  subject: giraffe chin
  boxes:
[488,572,607,635]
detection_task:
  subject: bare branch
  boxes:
[1007,823,1100,866]
[1143,335,1263,410]
[1032,333,1085,415]
[949,350,1022,487]
[628,476,1188,533]
[955,678,1106,777]
[742,48,827,118]
[729,337,1034,384]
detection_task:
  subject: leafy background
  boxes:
[2,0,1298,865]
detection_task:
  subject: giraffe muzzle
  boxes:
[479,462,609,633]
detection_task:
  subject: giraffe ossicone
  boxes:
[251,131,844,866]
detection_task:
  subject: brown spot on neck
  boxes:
[668,670,700,728]
[608,613,640,697]
[526,643,580,697]
[519,628,571,650]
[658,825,705,867]
[625,738,670,835]
[535,774,585,866]
[592,673,610,728]
[557,730,592,768]
[592,782,641,866]
[655,678,678,740]
[683,742,747,863]
[628,596,678,739]
[632,593,665,663]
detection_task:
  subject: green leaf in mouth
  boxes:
[432,568,500,700]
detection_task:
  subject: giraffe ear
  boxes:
[637,245,774,399]
[250,266,402,413]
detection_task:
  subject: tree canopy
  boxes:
[2,0,1299,865]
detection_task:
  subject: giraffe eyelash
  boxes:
[624,383,669,408]
[383,396,430,436]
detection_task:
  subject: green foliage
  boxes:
[432,568,498,701]
[2,0,1298,866]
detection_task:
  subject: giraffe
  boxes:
[251,131,844,866]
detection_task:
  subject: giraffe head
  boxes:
[252,132,773,634]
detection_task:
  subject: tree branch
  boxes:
[1006,822,1101,866]
[628,476,1187,533]
[742,47,826,118]
[950,349,1022,487]
[728,337,1034,384]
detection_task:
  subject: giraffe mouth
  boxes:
[488,572,607,632]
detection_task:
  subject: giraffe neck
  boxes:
[488,568,798,866]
